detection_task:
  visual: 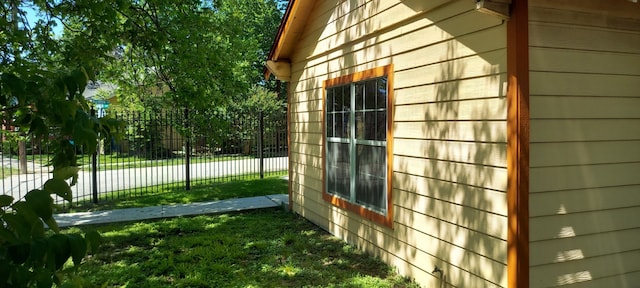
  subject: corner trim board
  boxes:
[506,0,530,287]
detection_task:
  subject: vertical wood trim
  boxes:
[287,82,293,209]
[386,65,395,230]
[507,0,530,287]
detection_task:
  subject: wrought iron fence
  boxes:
[1,109,288,206]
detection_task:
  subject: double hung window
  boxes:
[323,65,393,226]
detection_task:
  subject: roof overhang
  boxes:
[264,0,317,81]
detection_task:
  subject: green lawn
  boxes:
[60,173,288,212]
[76,154,254,171]
[65,209,419,287]
[59,174,419,287]
[20,153,253,170]
[12,153,259,171]
[0,167,20,179]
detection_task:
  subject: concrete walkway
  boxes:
[54,194,289,228]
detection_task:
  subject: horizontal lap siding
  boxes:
[528,3,640,288]
[288,0,508,287]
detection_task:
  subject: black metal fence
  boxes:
[1,109,288,206]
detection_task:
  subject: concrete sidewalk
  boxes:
[54,194,289,228]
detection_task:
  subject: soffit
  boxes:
[268,0,317,62]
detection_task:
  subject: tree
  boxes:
[1,1,284,285]
[103,0,283,112]
[101,0,284,153]
[1,1,122,286]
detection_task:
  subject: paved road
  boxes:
[2,157,288,204]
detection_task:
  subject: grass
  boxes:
[60,173,288,212]
[65,209,419,287]
[17,153,259,171]
[77,154,255,170]
[1,167,20,179]
[59,174,419,287]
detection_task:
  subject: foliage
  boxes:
[70,209,420,287]
[98,0,284,158]
[0,187,103,287]
[1,1,123,286]
[102,0,284,113]
[1,0,284,285]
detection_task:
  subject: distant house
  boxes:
[83,81,118,117]
[265,0,640,287]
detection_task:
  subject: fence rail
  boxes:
[1,109,288,206]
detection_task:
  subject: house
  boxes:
[265,0,640,287]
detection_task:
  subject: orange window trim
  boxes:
[322,64,394,228]
[507,0,530,287]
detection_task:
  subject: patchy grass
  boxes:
[66,209,419,287]
[1,167,20,179]
[59,173,288,213]
[76,154,255,171]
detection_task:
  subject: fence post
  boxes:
[91,108,98,204]
[259,111,264,179]
[184,108,191,191]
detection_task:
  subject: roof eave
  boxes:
[264,0,316,81]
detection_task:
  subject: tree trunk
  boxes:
[18,140,27,174]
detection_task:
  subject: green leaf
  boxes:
[30,218,45,238]
[28,116,49,141]
[7,243,30,264]
[44,178,73,202]
[0,226,18,244]
[47,234,71,270]
[84,230,102,254]
[73,127,98,154]
[52,166,80,181]
[0,195,13,207]
[13,201,40,227]
[35,270,54,288]
[25,189,54,220]
[28,238,48,265]
[3,213,31,239]
[0,260,10,286]
[43,216,60,233]
[71,69,89,95]
[67,234,87,266]
[83,64,97,82]
[63,75,79,100]
[1,73,25,96]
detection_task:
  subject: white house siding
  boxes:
[528,1,640,287]
[287,0,509,286]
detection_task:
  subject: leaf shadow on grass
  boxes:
[71,209,418,288]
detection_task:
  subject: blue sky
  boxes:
[23,4,63,36]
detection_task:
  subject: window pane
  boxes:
[376,78,387,109]
[364,111,377,140]
[355,83,364,110]
[355,112,364,140]
[334,112,350,139]
[326,89,334,112]
[355,145,386,212]
[342,85,351,112]
[365,80,377,109]
[376,111,386,141]
[326,114,334,137]
[333,85,351,112]
[327,142,350,199]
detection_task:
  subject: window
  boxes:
[323,65,393,227]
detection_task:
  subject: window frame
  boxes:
[322,64,394,227]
